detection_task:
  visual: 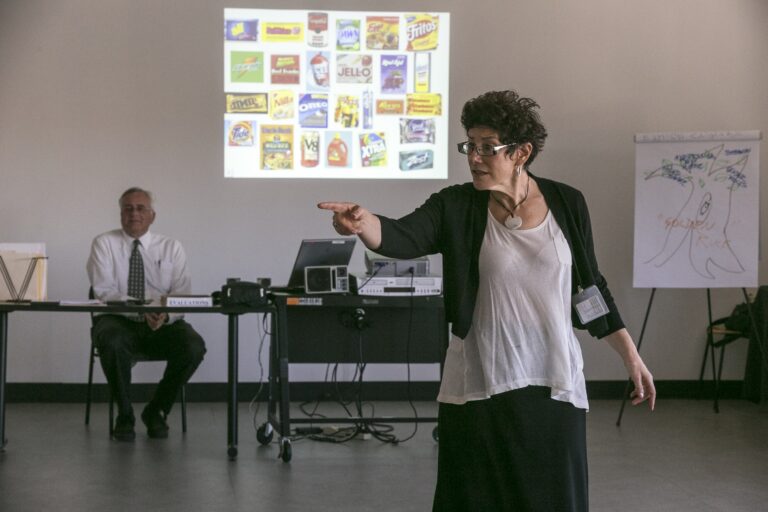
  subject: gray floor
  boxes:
[1,399,767,512]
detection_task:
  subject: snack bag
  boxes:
[405,14,439,51]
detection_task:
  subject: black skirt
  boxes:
[433,386,588,512]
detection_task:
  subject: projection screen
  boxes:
[224,8,450,179]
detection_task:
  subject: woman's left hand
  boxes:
[625,357,656,410]
[604,328,656,410]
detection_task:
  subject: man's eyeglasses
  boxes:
[457,141,516,156]
[121,205,152,214]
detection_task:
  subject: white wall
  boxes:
[1,0,766,384]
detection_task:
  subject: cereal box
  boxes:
[260,125,293,170]
[366,16,399,50]
[405,14,439,51]
[270,90,294,120]
[380,54,407,94]
[359,132,387,167]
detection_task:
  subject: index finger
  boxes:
[317,201,356,212]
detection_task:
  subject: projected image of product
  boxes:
[380,54,407,94]
[299,93,328,128]
[326,132,350,167]
[307,12,328,47]
[223,8,450,179]
[300,131,320,168]
[307,52,330,89]
[334,95,359,128]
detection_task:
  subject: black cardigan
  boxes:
[376,175,625,339]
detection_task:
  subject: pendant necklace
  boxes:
[491,175,530,230]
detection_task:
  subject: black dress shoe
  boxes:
[141,405,169,439]
[113,414,136,442]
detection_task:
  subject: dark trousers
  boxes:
[92,315,206,418]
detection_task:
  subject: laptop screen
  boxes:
[285,238,356,289]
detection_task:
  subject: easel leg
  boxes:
[706,289,720,413]
[697,290,712,397]
[616,288,655,426]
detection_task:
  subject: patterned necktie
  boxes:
[128,239,145,301]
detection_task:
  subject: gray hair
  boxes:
[119,187,154,208]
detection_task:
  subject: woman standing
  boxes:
[319,90,655,511]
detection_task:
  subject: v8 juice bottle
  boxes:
[301,131,320,167]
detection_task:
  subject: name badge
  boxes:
[573,285,609,323]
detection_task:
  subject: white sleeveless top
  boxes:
[437,209,589,410]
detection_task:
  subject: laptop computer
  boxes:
[275,238,356,292]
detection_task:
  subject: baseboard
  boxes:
[3,380,751,403]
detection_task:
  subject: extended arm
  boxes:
[317,201,382,250]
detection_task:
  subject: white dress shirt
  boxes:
[87,229,191,322]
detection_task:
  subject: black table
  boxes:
[264,293,446,462]
[0,301,273,458]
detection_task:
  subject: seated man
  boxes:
[87,187,206,441]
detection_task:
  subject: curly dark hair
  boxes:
[460,90,548,168]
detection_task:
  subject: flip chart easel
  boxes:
[616,287,768,425]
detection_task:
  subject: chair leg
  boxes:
[181,386,187,433]
[85,342,96,425]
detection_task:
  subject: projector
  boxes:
[304,265,349,294]
[364,250,430,277]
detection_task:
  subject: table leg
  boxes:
[227,314,239,459]
[1,311,8,450]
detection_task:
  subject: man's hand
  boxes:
[145,312,168,331]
